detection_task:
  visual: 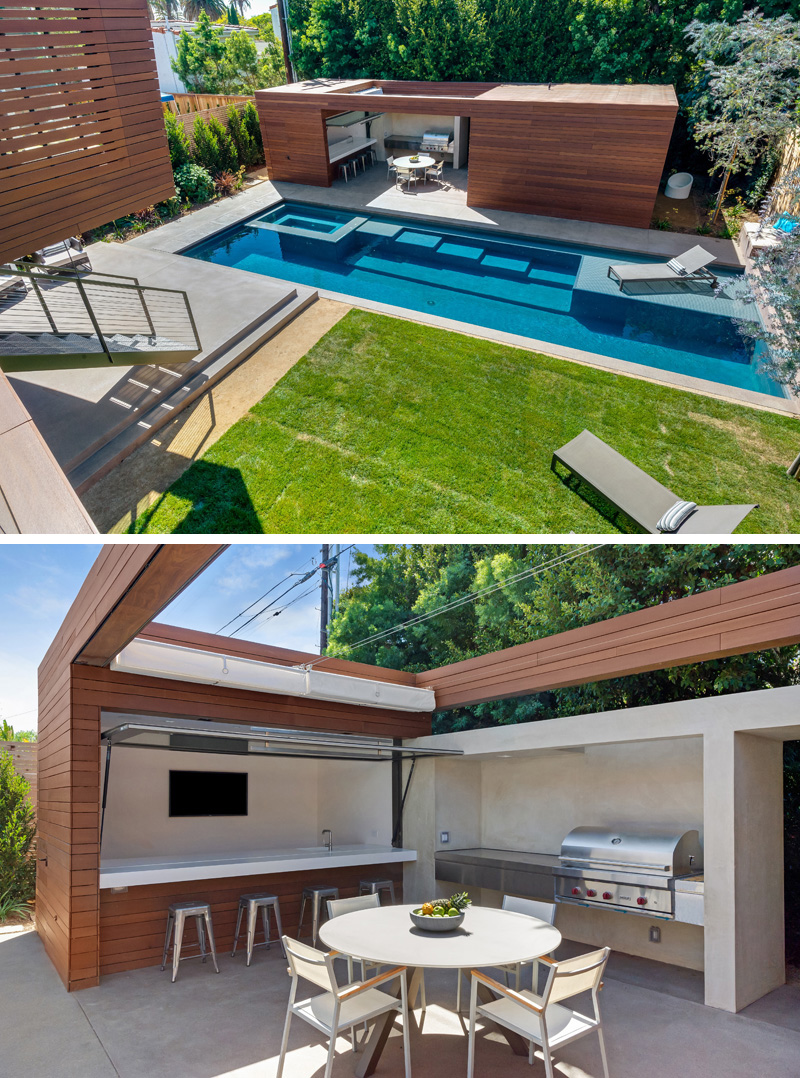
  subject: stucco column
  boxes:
[401,757,436,904]
[703,728,784,1011]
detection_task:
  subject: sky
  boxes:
[0,543,375,733]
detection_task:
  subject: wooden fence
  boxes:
[171,99,253,150]
[163,93,252,115]
[0,741,37,812]
[772,130,800,215]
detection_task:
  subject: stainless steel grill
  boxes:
[420,132,453,153]
[553,826,702,920]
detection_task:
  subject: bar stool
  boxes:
[359,878,396,904]
[338,162,352,183]
[298,884,339,945]
[231,892,285,965]
[160,900,219,983]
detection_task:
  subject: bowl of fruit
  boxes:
[410,892,471,932]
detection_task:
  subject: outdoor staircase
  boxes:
[0,265,201,373]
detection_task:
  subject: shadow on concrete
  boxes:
[130,459,262,534]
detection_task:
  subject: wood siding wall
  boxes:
[0,740,37,809]
[100,862,403,975]
[466,103,677,228]
[0,0,175,263]
[255,81,676,227]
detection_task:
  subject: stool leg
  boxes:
[204,909,220,974]
[298,893,307,939]
[273,899,286,957]
[232,902,244,958]
[161,913,174,972]
[246,900,257,967]
[262,903,271,950]
[311,894,320,947]
[172,912,185,983]
[388,882,396,904]
[197,914,207,963]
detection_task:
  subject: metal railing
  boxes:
[0,263,201,363]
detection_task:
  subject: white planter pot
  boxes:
[665,172,693,200]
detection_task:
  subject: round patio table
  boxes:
[393,155,436,173]
[319,903,561,1077]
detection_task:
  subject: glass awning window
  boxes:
[101,716,462,762]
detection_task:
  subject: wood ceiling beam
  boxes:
[417,565,800,710]
[53,544,226,669]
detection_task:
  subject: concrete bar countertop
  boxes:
[100,843,416,889]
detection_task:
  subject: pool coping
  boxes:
[124,183,797,416]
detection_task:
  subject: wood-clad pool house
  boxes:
[255,79,678,228]
[36,544,799,1020]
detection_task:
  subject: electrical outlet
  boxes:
[649,926,661,943]
[440,831,450,844]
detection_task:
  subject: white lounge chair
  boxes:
[32,238,90,274]
[608,245,717,290]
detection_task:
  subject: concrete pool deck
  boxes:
[121,171,797,418]
[5,923,800,1078]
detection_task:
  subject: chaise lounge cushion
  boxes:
[656,499,697,533]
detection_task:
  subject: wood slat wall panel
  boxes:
[255,80,676,226]
[99,863,403,974]
[418,565,800,709]
[0,0,174,262]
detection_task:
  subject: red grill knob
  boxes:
[602,892,612,900]
[571,887,581,896]
[637,897,648,906]
[586,889,597,897]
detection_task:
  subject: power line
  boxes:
[303,544,604,668]
[216,553,317,634]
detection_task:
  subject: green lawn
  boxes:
[132,310,800,534]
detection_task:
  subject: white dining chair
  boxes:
[395,166,416,190]
[277,935,411,1078]
[467,947,610,1078]
[456,895,557,1011]
[386,154,397,180]
[426,159,444,184]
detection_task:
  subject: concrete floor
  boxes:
[4,924,800,1078]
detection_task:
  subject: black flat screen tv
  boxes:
[169,770,248,817]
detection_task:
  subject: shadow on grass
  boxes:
[551,460,641,534]
[130,460,263,534]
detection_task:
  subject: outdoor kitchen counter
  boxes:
[435,847,558,901]
[99,844,416,889]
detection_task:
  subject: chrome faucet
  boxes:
[322,829,333,851]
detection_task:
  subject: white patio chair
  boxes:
[467,947,610,1078]
[395,167,416,190]
[425,159,444,184]
[455,895,557,1011]
[386,154,397,180]
[278,935,411,1078]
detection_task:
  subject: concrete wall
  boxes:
[101,749,392,858]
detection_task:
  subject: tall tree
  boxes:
[326,544,800,732]
[172,11,227,90]
[685,9,800,223]
[183,0,228,19]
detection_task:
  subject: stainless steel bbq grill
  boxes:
[553,826,702,920]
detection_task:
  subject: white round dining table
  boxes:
[319,904,561,1077]
[393,155,436,172]
[319,902,561,970]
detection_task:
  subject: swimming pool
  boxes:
[186,201,780,398]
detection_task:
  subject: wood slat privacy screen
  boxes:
[0,0,175,262]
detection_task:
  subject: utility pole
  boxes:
[333,543,341,614]
[319,543,330,653]
[275,0,295,84]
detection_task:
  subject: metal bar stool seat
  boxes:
[298,885,339,946]
[359,878,396,904]
[160,900,220,983]
[232,892,285,965]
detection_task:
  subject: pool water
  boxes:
[186,201,779,397]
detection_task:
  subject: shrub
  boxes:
[227,105,258,168]
[0,751,36,920]
[174,162,215,203]
[164,110,192,169]
[192,116,221,172]
[242,101,264,165]
[207,114,238,173]
[215,166,247,196]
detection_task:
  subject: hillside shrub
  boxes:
[0,751,36,920]
[207,114,239,173]
[164,110,192,169]
[174,162,215,203]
